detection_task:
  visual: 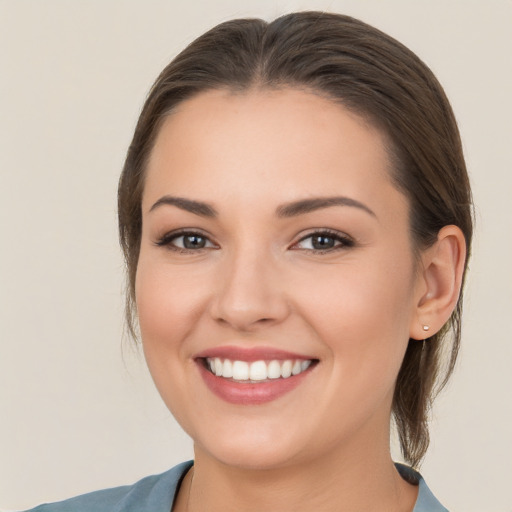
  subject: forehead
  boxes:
[143,88,402,216]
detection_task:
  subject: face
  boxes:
[136,88,422,470]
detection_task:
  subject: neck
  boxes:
[176,435,418,512]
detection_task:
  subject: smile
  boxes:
[194,347,318,405]
[205,358,313,381]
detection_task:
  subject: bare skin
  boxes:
[136,89,465,512]
[173,420,416,512]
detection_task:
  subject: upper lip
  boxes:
[194,345,317,362]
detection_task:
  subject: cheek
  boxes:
[134,256,209,412]
[135,256,206,349]
[294,258,415,377]
[134,256,207,423]
[299,257,413,325]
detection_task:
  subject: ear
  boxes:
[409,225,467,340]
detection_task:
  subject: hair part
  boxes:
[118,11,473,467]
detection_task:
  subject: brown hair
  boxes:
[118,11,473,467]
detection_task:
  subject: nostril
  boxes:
[209,272,290,330]
[215,315,276,331]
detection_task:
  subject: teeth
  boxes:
[292,360,302,375]
[232,361,249,380]
[222,359,233,378]
[214,358,223,377]
[301,360,312,371]
[249,360,267,381]
[267,360,281,379]
[281,360,292,378]
[205,357,313,381]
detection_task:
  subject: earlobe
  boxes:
[410,225,467,340]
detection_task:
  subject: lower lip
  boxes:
[196,361,314,405]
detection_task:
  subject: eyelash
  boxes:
[155,230,216,254]
[155,229,354,254]
[292,229,355,253]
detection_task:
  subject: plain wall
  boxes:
[1,1,511,510]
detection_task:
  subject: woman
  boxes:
[23,11,472,512]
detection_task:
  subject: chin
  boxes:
[192,422,310,471]
[202,443,300,471]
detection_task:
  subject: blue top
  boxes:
[20,461,448,512]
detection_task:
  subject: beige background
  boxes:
[1,1,511,510]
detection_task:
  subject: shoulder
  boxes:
[395,463,449,512]
[19,461,193,512]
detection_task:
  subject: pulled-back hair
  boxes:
[118,11,473,467]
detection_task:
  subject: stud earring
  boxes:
[422,325,430,332]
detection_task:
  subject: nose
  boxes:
[209,246,290,332]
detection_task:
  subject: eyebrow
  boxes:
[149,196,218,217]
[149,195,375,218]
[276,196,376,218]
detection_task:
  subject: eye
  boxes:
[155,230,217,252]
[292,230,354,252]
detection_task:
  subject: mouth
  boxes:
[202,357,314,382]
[194,347,318,405]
